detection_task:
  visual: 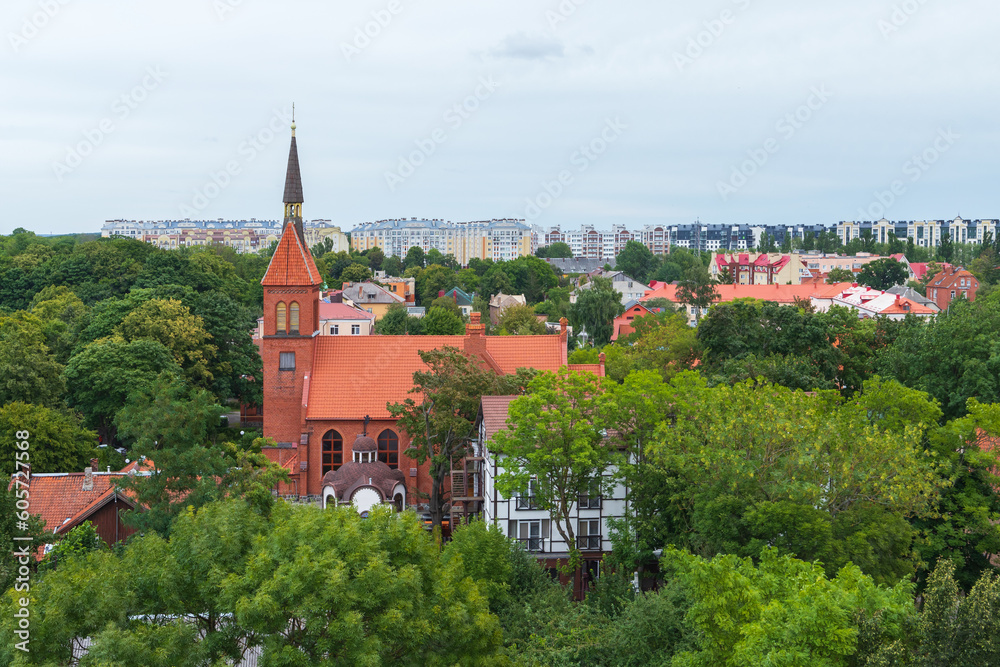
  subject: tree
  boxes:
[0,311,65,408]
[29,285,89,363]
[879,292,1000,419]
[826,266,856,283]
[570,276,625,347]
[496,304,546,335]
[614,241,658,285]
[697,299,842,384]
[607,311,698,383]
[430,295,463,318]
[478,266,513,299]
[374,302,424,335]
[0,500,504,666]
[366,245,385,271]
[115,298,217,388]
[757,232,777,253]
[675,265,718,324]
[404,245,426,270]
[493,369,620,569]
[382,254,403,277]
[938,230,954,262]
[423,306,464,335]
[65,338,182,444]
[418,264,458,305]
[389,348,534,530]
[112,374,285,536]
[538,242,573,259]
[340,262,372,283]
[637,374,944,584]
[0,487,49,596]
[665,547,914,667]
[0,402,97,476]
[857,257,908,290]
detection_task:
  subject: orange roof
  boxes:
[261,222,322,286]
[878,297,936,315]
[643,282,855,304]
[13,472,135,537]
[483,336,567,374]
[306,334,567,421]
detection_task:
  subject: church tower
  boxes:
[261,114,323,451]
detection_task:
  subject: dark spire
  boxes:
[282,106,305,244]
[283,106,304,208]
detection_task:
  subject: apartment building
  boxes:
[837,217,999,249]
[350,218,532,264]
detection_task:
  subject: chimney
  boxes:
[439,290,445,298]
[560,317,568,335]
[83,464,94,491]
[466,311,485,336]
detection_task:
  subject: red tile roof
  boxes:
[643,282,853,305]
[13,473,135,537]
[484,336,567,374]
[480,396,517,440]
[261,222,322,286]
[305,334,567,421]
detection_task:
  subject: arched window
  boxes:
[378,430,398,469]
[322,430,343,474]
[276,302,287,333]
[289,302,300,334]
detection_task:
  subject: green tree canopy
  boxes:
[857,257,909,290]
[0,402,97,476]
[826,266,855,283]
[493,369,620,568]
[423,306,464,335]
[496,303,547,335]
[570,276,625,348]
[615,240,658,285]
[0,311,65,408]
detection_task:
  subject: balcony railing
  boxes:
[516,537,544,553]
[577,496,602,510]
[578,535,602,551]
[516,496,539,510]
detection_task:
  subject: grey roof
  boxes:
[283,135,303,205]
[342,282,404,305]
[885,285,940,311]
[545,258,606,274]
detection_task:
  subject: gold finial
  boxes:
[291,103,296,135]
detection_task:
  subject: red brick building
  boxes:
[260,125,574,506]
[926,267,980,311]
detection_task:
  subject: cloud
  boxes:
[489,32,565,60]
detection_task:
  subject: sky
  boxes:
[1,0,998,236]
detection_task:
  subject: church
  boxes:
[259,120,592,512]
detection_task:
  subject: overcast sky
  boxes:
[2,0,997,235]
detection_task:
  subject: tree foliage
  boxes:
[493,369,621,568]
[570,276,625,348]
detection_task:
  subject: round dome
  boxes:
[352,435,377,452]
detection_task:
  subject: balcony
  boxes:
[516,496,539,510]
[516,537,545,553]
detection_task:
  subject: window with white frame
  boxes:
[517,477,539,510]
[331,324,339,335]
[352,324,361,335]
[578,519,601,550]
[508,519,546,552]
[578,478,602,509]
